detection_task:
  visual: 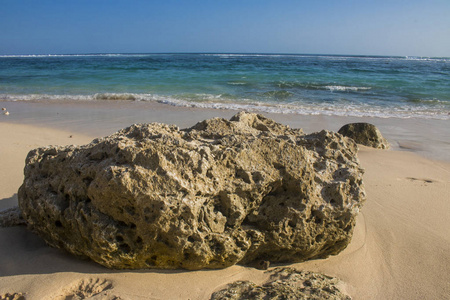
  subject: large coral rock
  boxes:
[338,122,389,149]
[18,112,365,270]
[210,267,351,300]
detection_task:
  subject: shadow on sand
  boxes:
[0,194,202,277]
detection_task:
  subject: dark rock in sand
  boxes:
[338,123,389,149]
[210,267,351,300]
[18,112,365,270]
[0,207,26,227]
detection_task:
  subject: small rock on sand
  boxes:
[210,267,351,300]
[338,122,389,149]
[0,207,26,227]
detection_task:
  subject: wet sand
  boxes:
[2,99,449,162]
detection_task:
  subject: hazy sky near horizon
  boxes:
[1,0,449,56]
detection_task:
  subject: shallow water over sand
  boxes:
[1,100,449,162]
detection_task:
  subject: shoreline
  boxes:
[1,99,449,162]
[1,100,450,299]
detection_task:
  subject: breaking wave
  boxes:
[93,93,138,100]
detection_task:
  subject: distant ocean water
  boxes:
[0,53,449,120]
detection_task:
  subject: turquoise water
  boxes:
[0,53,449,120]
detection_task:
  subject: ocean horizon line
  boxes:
[1,52,449,60]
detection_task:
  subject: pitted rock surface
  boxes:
[210,267,351,300]
[19,112,365,270]
[338,123,389,149]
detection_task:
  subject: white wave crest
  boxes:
[325,85,372,92]
[94,93,138,100]
[227,82,248,85]
[404,56,450,62]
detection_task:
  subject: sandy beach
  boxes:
[1,100,449,299]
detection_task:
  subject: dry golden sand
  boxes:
[0,105,449,299]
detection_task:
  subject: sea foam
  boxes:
[1,93,448,120]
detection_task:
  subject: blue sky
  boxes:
[1,0,449,56]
